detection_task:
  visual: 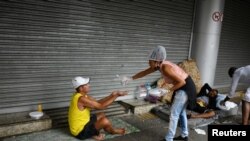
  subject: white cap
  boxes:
[72,76,90,89]
[148,45,167,61]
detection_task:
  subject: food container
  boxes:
[29,111,44,119]
[149,88,167,97]
[135,85,147,99]
[224,106,238,116]
[149,89,161,97]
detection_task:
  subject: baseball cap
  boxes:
[72,76,90,89]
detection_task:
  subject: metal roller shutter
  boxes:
[0,0,195,114]
[215,0,250,88]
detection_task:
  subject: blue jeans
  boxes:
[165,90,188,141]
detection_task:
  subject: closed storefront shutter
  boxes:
[0,0,195,114]
[215,0,250,88]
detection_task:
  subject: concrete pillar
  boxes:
[191,0,225,86]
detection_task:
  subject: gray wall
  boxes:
[0,0,195,114]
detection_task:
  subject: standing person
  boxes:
[68,76,127,140]
[223,65,250,125]
[122,46,196,141]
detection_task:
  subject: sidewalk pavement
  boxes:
[4,113,242,141]
[108,114,242,141]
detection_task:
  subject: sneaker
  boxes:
[173,135,188,141]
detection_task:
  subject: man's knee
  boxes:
[96,112,106,119]
[98,116,110,125]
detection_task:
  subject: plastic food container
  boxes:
[149,89,161,96]
[149,88,166,97]
[29,111,44,119]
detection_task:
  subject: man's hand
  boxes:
[219,101,230,110]
[121,76,132,86]
[112,90,128,97]
[224,96,230,102]
[220,96,230,106]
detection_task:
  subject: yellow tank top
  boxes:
[68,93,90,136]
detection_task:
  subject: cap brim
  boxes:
[86,77,90,84]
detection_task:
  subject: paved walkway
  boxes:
[104,114,241,141]
[2,112,242,141]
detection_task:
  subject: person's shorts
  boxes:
[193,103,218,115]
[243,87,250,102]
[76,114,99,140]
[193,103,207,113]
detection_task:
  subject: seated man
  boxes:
[68,76,127,141]
[188,83,227,119]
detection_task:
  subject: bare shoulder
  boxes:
[79,95,99,109]
[162,64,173,73]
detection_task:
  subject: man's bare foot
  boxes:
[112,128,126,135]
[92,133,105,141]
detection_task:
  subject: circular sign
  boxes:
[212,12,223,22]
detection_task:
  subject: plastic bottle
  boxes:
[38,104,43,112]
[135,86,141,99]
[135,84,147,99]
[145,82,151,96]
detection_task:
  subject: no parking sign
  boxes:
[212,11,223,22]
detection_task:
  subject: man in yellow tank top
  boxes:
[68,76,127,140]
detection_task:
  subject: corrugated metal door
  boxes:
[214,0,250,87]
[0,0,195,114]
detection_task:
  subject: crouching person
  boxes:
[68,76,127,140]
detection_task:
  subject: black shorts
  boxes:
[76,114,99,140]
[193,103,207,113]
